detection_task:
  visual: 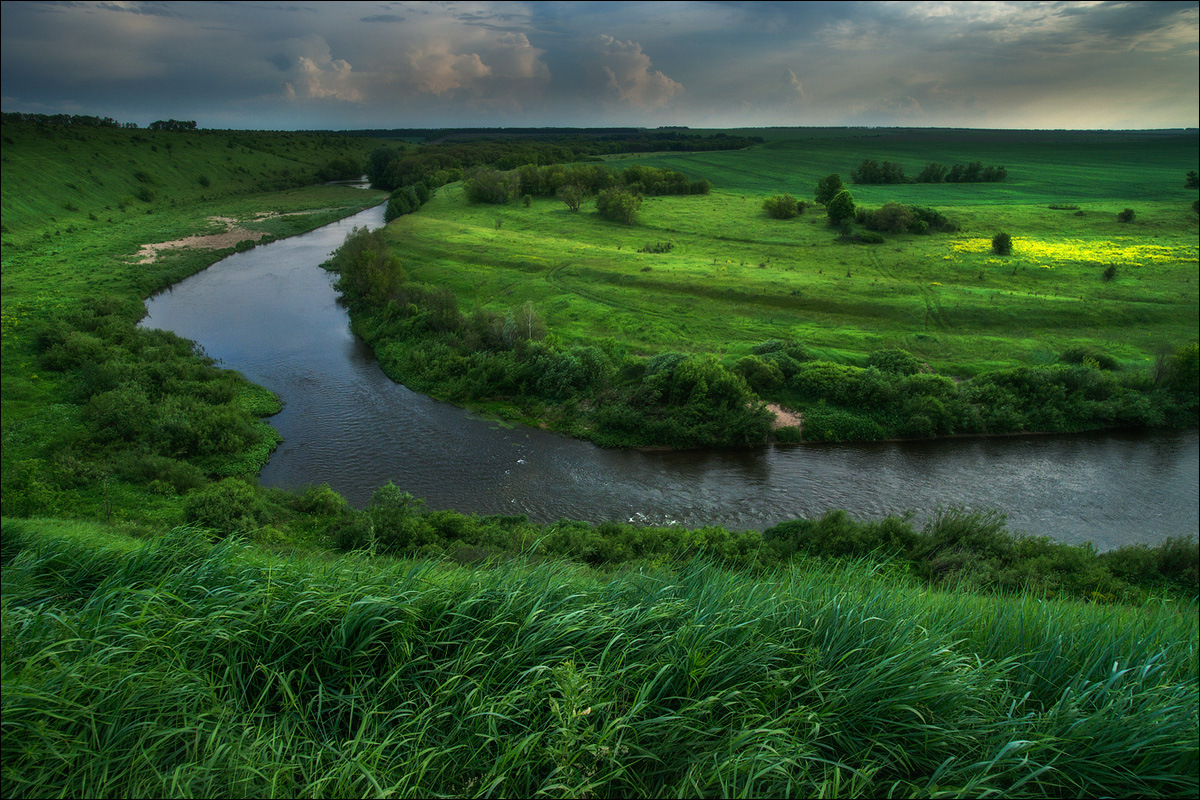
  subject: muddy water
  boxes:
[142,205,1199,551]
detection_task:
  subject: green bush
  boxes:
[596,187,642,224]
[762,194,801,219]
[868,348,923,375]
[992,232,1013,255]
[183,478,263,537]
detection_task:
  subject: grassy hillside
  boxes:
[1,120,389,521]
[3,517,1196,799]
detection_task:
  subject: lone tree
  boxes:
[992,232,1013,255]
[1117,208,1136,223]
[815,174,844,206]
[826,189,856,225]
[556,183,587,213]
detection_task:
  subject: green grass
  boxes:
[383,129,1198,374]
[4,515,1195,796]
[3,517,1196,798]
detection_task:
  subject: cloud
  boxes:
[407,44,491,95]
[282,35,363,102]
[489,32,549,81]
[597,34,682,109]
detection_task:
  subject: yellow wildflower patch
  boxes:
[950,237,1197,265]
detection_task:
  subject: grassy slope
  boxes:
[1,122,388,522]
[384,129,1198,375]
[2,517,1196,798]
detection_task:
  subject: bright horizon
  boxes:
[2,1,1197,132]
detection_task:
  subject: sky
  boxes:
[1,1,1197,131]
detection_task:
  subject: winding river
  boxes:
[141,204,1198,551]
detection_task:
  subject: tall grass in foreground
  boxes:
[3,522,1196,798]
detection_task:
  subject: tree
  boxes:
[815,174,844,206]
[992,232,1013,255]
[1186,171,1199,190]
[826,189,855,225]
[557,183,587,212]
[596,187,642,224]
[1117,208,1136,223]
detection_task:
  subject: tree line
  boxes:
[851,159,1007,184]
[364,132,751,193]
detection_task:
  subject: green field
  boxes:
[385,129,1198,373]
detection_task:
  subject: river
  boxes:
[141,204,1199,551]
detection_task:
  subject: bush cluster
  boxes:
[857,202,958,234]
[2,300,282,517]
[773,345,1197,442]
[323,232,773,449]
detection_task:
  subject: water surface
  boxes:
[142,205,1199,551]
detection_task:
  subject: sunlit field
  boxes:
[382,129,1197,377]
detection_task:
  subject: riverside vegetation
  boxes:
[337,128,1199,448]
[2,119,1198,798]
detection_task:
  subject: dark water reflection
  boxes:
[142,205,1198,551]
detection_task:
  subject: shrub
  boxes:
[762,194,800,219]
[1102,265,1117,282]
[183,478,263,537]
[991,232,1013,255]
[595,187,642,224]
[1117,208,1136,223]
[294,484,349,516]
[867,348,923,375]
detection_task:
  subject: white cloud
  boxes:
[407,45,492,95]
[282,35,363,102]
[597,35,683,109]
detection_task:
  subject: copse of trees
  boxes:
[463,163,707,212]
[315,155,363,183]
[364,131,755,193]
[148,119,199,132]
[851,159,907,184]
[850,159,1007,184]
[384,182,432,222]
[1,112,130,128]
[858,202,958,235]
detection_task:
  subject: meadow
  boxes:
[332,129,1199,447]
[384,129,1198,373]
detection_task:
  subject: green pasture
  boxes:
[384,129,1198,376]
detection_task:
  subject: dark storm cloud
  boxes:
[1,1,1195,129]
